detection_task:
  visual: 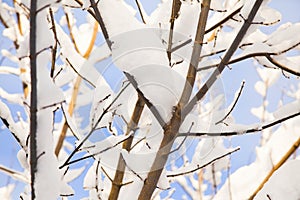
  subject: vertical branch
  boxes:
[167,0,182,65]
[29,0,37,199]
[182,0,264,117]
[108,97,145,200]
[178,0,211,108]
[137,1,212,199]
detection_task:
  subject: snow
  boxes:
[254,80,267,96]
[99,0,144,36]
[0,0,300,199]
[0,184,14,200]
[128,64,185,122]
[255,160,300,200]
[216,117,300,200]
[2,27,17,41]
[273,100,300,120]
[0,66,20,75]
[0,99,28,147]
[167,138,234,177]
[79,43,111,86]
[89,75,114,130]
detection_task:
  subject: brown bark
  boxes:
[109,97,145,200]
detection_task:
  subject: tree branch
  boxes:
[178,0,211,108]
[178,111,300,137]
[183,0,264,118]
[215,81,245,125]
[135,0,146,24]
[89,0,112,49]
[124,72,166,128]
[167,0,182,65]
[29,0,37,198]
[248,136,300,199]
[137,1,212,199]
[109,97,145,200]
[59,83,129,169]
[167,147,240,177]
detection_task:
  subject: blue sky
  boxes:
[0,0,300,199]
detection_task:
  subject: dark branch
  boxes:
[29,0,37,198]
[124,71,166,128]
[178,111,300,137]
[205,4,243,34]
[167,147,240,177]
[59,83,130,169]
[215,81,245,125]
[65,58,96,88]
[89,0,112,49]
[183,0,264,118]
[135,0,146,24]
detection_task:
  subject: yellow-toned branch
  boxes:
[249,136,300,199]
[83,22,98,58]
[55,20,98,156]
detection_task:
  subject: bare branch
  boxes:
[65,58,96,88]
[183,0,264,118]
[248,136,300,199]
[178,0,211,108]
[89,0,112,49]
[137,1,212,199]
[169,122,194,155]
[167,147,240,177]
[60,83,130,168]
[29,0,37,198]
[124,71,166,128]
[215,81,245,125]
[135,0,146,24]
[0,164,29,183]
[198,42,300,72]
[178,111,300,137]
[205,4,243,34]
[109,97,145,200]
[265,54,300,77]
[62,134,132,167]
[167,0,182,65]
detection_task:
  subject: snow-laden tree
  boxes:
[0,0,300,199]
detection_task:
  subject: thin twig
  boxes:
[59,83,130,168]
[167,147,240,177]
[124,72,166,128]
[178,111,300,137]
[62,134,132,166]
[135,0,146,23]
[49,8,59,78]
[65,58,96,88]
[167,0,182,65]
[169,122,194,154]
[265,54,300,77]
[205,4,243,34]
[65,11,80,53]
[215,81,245,125]
[183,0,264,118]
[121,154,144,181]
[198,42,300,72]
